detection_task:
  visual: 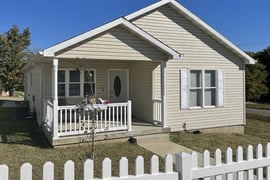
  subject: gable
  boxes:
[55,25,168,61]
[131,4,248,67]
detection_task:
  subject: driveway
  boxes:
[246,108,270,116]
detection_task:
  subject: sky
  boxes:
[1,0,270,52]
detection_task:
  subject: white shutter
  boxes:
[217,69,224,107]
[180,69,189,109]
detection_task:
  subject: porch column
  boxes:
[52,58,59,139]
[161,61,168,128]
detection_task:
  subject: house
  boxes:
[22,0,255,145]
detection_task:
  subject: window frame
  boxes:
[188,69,217,109]
[57,69,96,98]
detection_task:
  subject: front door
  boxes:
[109,70,128,103]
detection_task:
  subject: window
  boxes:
[69,70,80,96]
[58,70,65,97]
[57,69,96,97]
[84,70,96,96]
[181,69,224,109]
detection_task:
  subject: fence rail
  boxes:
[177,143,270,180]
[2,143,270,179]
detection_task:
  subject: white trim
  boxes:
[169,1,255,64]
[126,0,255,64]
[161,61,168,128]
[125,0,175,20]
[121,18,180,59]
[42,0,254,64]
[43,18,180,59]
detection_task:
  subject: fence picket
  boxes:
[43,162,54,180]
[226,148,233,180]
[236,146,244,180]
[256,144,263,180]
[267,143,270,180]
[64,160,74,180]
[203,150,210,180]
[165,154,173,173]
[191,152,198,180]
[246,145,254,180]
[119,157,128,177]
[6,143,270,180]
[102,158,111,179]
[20,163,32,180]
[84,159,93,180]
[151,155,159,175]
[135,156,144,176]
[0,165,8,180]
[215,149,222,180]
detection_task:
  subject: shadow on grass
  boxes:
[0,100,51,148]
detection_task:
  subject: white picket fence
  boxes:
[2,143,270,180]
[0,155,177,180]
[177,143,270,180]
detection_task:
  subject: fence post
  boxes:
[127,100,132,131]
[175,152,192,180]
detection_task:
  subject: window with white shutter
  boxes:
[180,69,224,109]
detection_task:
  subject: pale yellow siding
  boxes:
[56,26,167,61]
[129,61,160,122]
[133,5,246,131]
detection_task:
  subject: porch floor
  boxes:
[52,118,170,146]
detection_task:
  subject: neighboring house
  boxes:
[22,0,254,145]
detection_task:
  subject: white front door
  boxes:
[109,70,128,103]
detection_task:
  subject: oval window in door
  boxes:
[114,76,121,97]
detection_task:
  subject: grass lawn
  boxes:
[0,104,163,180]
[170,118,270,159]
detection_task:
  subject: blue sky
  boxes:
[1,0,269,52]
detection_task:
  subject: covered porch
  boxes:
[36,18,180,144]
[41,58,167,143]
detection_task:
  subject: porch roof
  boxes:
[42,17,181,59]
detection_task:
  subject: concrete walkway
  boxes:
[247,108,270,116]
[137,134,209,165]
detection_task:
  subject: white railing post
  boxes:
[161,61,168,128]
[127,100,132,131]
[175,152,192,180]
[52,58,59,139]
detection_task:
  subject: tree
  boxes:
[0,25,31,95]
[246,62,268,102]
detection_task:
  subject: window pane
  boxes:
[69,84,80,96]
[84,70,95,82]
[84,83,95,96]
[205,70,216,87]
[189,89,202,107]
[70,70,80,82]
[58,84,65,96]
[58,70,65,82]
[205,89,216,106]
[190,70,201,87]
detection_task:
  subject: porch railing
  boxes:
[153,99,162,124]
[57,101,132,137]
